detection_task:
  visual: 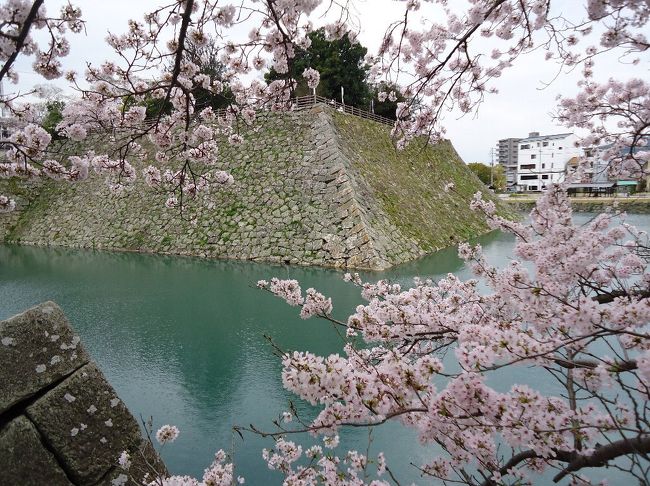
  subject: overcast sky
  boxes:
[9,0,648,164]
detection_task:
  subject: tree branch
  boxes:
[0,0,45,82]
[481,435,650,485]
[553,434,650,482]
[159,0,194,118]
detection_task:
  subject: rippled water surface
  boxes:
[1,213,648,484]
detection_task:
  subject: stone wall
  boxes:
[503,198,650,213]
[0,302,166,485]
[0,105,508,270]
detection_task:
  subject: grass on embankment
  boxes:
[331,110,516,252]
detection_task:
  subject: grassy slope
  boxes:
[331,111,512,252]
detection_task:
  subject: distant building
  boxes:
[566,145,611,184]
[516,131,581,191]
[564,138,650,196]
[496,138,521,191]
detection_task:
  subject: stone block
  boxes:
[0,415,73,486]
[0,301,90,415]
[26,362,143,485]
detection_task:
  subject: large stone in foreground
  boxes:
[0,301,90,414]
[0,415,73,486]
[0,302,167,486]
[27,362,144,485]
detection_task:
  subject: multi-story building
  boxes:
[571,138,650,194]
[496,138,521,191]
[516,131,581,191]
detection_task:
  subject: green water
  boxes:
[1,213,648,484]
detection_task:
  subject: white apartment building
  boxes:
[516,131,581,191]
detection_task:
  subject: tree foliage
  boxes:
[40,100,64,139]
[468,162,506,191]
[370,82,406,121]
[266,28,371,108]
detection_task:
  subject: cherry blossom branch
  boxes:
[553,434,650,482]
[0,0,42,81]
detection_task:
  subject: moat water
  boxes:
[1,213,648,484]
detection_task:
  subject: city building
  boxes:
[496,138,521,191]
[516,131,581,191]
[565,138,650,196]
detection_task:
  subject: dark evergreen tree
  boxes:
[369,82,406,120]
[185,39,234,112]
[144,36,234,119]
[41,100,65,139]
[266,29,371,108]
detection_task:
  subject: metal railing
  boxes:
[207,95,396,127]
[292,95,395,127]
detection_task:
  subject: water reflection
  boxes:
[1,212,648,484]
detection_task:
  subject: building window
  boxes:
[520,144,530,149]
[531,154,537,159]
[541,174,549,179]
[543,142,549,147]
[529,185,538,191]
[541,163,545,168]
[558,147,563,150]
[521,175,537,180]
[520,164,535,169]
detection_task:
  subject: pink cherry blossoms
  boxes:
[0,0,348,209]
[1,0,647,209]
[373,0,649,162]
[262,437,391,485]
[254,183,650,484]
[257,278,333,319]
[156,424,179,445]
[302,67,320,90]
[557,78,650,178]
[148,450,244,486]
[117,446,244,486]
[0,0,82,84]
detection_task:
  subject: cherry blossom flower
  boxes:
[156,424,180,444]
